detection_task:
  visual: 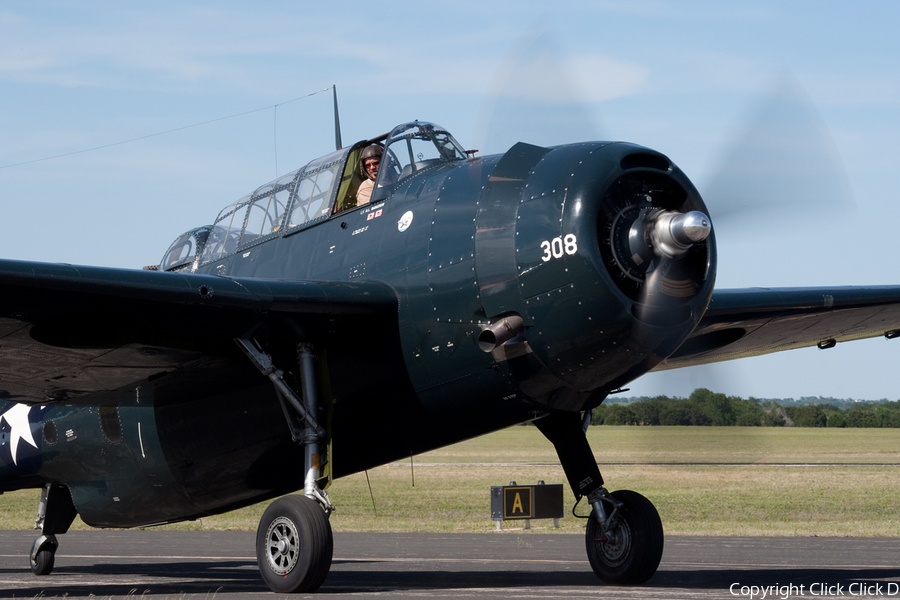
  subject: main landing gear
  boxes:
[237,339,335,593]
[30,483,78,576]
[535,411,663,585]
[256,495,333,593]
[584,488,664,584]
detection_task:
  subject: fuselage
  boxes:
[0,122,715,527]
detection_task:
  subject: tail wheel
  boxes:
[256,495,333,593]
[30,546,55,576]
[585,489,663,585]
[30,534,58,576]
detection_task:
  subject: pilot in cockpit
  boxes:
[356,144,383,206]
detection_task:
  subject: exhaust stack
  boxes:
[478,314,524,352]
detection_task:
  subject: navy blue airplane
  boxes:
[2,119,899,593]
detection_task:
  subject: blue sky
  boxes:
[1,1,898,400]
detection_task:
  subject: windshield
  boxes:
[372,122,466,201]
[159,226,211,272]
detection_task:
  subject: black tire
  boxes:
[256,495,333,593]
[585,489,663,585]
[30,545,55,576]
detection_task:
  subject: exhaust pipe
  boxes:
[478,314,524,352]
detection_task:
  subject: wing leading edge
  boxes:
[0,259,399,404]
[657,286,900,370]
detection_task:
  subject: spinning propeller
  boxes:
[478,35,852,333]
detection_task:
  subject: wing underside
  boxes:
[5,260,899,398]
[0,259,399,405]
[658,286,900,370]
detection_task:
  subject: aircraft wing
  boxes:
[657,286,900,370]
[0,259,399,405]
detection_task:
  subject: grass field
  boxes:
[2,426,899,536]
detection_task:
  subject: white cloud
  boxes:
[0,5,345,91]
[564,55,649,103]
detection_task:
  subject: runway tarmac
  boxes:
[1,530,898,599]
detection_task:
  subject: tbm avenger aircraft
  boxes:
[2,118,900,593]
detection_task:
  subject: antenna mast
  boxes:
[333,85,342,150]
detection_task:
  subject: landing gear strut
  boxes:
[535,410,663,585]
[30,483,77,576]
[237,339,334,593]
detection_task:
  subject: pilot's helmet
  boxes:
[360,144,384,180]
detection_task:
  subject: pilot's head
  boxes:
[361,145,383,181]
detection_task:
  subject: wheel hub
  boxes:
[265,516,300,575]
[596,521,632,566]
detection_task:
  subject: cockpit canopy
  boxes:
[158,226,212,272]
[376,122,467,189]
[159,121,467,272]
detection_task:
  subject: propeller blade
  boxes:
[701,73,855,231]
[475,29,608,153]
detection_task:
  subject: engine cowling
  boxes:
[475,141,715,410]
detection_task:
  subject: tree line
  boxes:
[591,388,900,427]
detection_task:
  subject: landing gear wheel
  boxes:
[30,540,56,576]
[256,495,333,593]
[585,489,663,585]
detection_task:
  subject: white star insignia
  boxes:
[0,403,38,466]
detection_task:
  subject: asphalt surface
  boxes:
[1,530,899,599]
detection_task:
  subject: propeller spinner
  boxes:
[597,164,714,329]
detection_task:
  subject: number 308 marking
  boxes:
[540,234,577,262]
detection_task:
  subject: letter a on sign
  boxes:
[503,487,532,519]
